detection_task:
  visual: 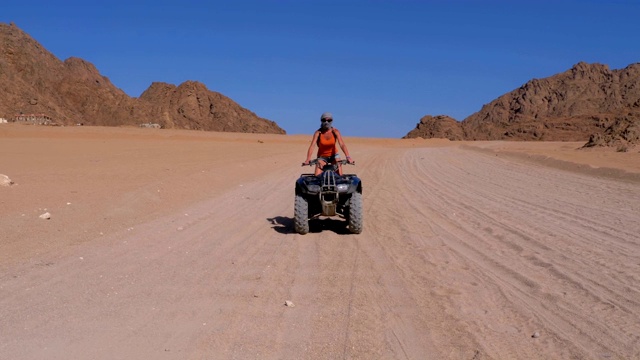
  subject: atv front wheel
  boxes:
[294,194,310,234]
[348,192,363,234]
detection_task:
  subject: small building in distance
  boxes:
[14,113,54,125]
[140,122,162,129]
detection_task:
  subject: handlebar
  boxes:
[302,158,355,166]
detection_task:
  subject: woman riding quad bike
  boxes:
[294,158,363,234]
[302,112,354,176]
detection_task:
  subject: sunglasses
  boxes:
[321,119,333,122]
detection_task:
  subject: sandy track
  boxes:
[1,130,639,359]
[374,147,640,359]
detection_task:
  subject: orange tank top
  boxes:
[317,130,337,157]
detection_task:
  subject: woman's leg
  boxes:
[333,155,343,176]
[315,159,326,175]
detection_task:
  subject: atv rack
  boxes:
[320,170,338,216]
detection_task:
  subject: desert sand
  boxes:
[1,124,639,359]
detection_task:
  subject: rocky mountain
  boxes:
[405,62,640,147]
[0,22,285,134]
[403,115,464,140]
[139,81,282,133]
[583,114,640,150]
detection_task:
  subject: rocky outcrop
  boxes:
[405,62,640,145]
[583,115,640,150]
[462,62,640,141]
[0,22,286,134]
[139,81,284,133]
[403,115,464,140]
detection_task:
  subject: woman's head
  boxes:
[320,112,333,130]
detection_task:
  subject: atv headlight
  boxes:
[337,184,349,192]
[307,184,321,193]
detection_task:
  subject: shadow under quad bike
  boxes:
[294,159,363,235]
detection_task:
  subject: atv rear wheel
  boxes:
[348,192,363,234]
[294,194,310,234]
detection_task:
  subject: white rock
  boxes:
[532,331,540,338]
[39,212,51,220]
[285,300,295,307]
[0,174,14,186]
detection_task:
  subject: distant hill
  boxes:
[404,115,464,140]
[405,62,640,148]
[0,22,285,134]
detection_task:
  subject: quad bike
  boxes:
[294,159,363,234]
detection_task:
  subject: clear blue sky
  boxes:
[2,0,639,138]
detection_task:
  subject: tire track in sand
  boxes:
[2,143,639,360]
[391,146,640,359]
